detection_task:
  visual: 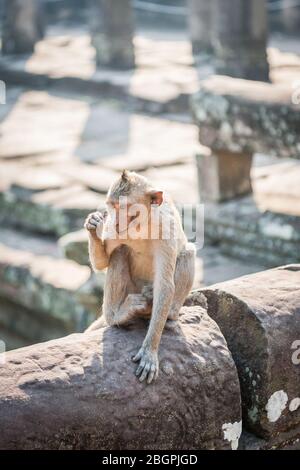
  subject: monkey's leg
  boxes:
[103,245,150,326]
[168,244,195,321]
[133,241,177,383]
[85,315,107,332]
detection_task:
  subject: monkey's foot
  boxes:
[167,308,180,321]
[122,294,149,316]
[141,285,153,304]
[85,316,107,332]
[132,346,159,384]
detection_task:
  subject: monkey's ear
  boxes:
[148,189,164,206]
[121,169,129,181]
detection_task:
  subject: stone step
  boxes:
[0,32,197,116]
[0,241,104,349]
[191,75,300,160]
[204,198,300,267]
[59,229,89,266]
[0,184,106,237]
[0,297,72,351]
[190,265,300,442]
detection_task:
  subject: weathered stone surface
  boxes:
[212,0,269,81]
[91,0,135,69]
[239,428,300,450]
[0,297,74,351]
[191,266,300,439]
[86,115,197,170]
[2,0,45,55]
[0,90,88,160]
[187,0,213,54]
[141,163,198,205]
[0,306,241,450]
[204,197,300,267]
[253,162,300,216]
[0,243,102,330]
[281,0,300,33]
[56,164,118,194]
[10,167,71,199]
[196,149,253,202]
[59,229,89,266]
[0,31,198,115]
[0,185,106,236]
[191,76,300,159]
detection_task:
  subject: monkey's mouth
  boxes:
[116,214,141,235]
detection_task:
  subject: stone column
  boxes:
[2,0,45,55]
[186,0,214,54]
[90,0,135,69]
[196,148,253,202]
[212,0,269,81]
[281,0,300,33]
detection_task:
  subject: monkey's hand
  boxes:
[84,211,106,238]
[132,346,159,384]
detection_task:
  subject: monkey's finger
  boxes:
[90,217,100,225]
[136,359,146,376]
[92,213,101,222]
[132,349,143,363]
[147,365,156,384]
[139,363,151,382]
[85,222,96,230]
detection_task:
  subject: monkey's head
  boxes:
[105,170,163,236]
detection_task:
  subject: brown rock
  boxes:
[0,306,241,450]
[191,76,300,159]
[190,265,300,439]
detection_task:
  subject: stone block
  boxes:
[190,266,300,439]
[2,0,45,55]
[59,229,89,266]
[90,0,135,69]
[196,149,253,202]
[0,185,106,236]
[0,306,242,450]
[0,244,103,331]
[191,75,300,160]
[204,197,300,267]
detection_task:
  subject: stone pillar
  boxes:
[196,149,253,202]
[281,0,300,33]
[90,0,135,69]
[212,0,269,81]
[186,0,214,54]
[2,0,45,55]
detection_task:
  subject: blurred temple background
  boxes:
[0,0,300,350]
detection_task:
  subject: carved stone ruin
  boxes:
[2,0,45,55]
[90,0,135,69]
[212,0,269,81]
[0,305,241,450]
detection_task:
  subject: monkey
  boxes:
[84,170,195,384]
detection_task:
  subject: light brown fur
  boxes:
[84,170,195,383]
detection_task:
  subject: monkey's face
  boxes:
[105,171,164,240]
[105,198,140,236]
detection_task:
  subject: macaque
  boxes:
[84,170,195,384]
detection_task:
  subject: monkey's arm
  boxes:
[88,232,109,271]
[85,211,109,271]
[132,241,176,383]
